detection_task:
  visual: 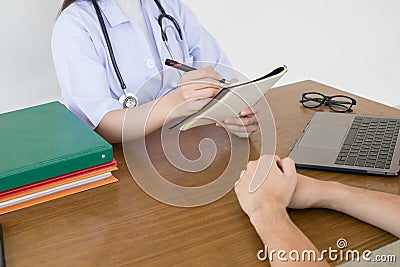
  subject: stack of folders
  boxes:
[0,102,118,215]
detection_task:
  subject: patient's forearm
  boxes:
[250,205,328,267]
[318,182,400,238]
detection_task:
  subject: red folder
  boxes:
[0,160,117,199]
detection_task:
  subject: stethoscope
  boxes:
[92,0,185,108]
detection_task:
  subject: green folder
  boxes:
[0,102,113,192]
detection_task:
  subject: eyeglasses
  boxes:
[300,92,357,112]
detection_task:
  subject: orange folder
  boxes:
[0,176,118,215]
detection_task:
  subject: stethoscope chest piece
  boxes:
[119,92,138,108]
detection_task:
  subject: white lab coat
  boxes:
[51,0,231,129]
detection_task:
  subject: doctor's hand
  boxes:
[171,66,223,117]
[217,106,259,138]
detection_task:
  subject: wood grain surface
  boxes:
[0,80,399,266]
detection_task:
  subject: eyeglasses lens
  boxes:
[302,93,325,108]
[329,96,353,112]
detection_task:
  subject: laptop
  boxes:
[288,112,400,176]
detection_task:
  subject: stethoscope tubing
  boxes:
[92,0,127,91]
[92,0,185,108]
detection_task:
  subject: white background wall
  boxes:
[0,0,399,114]
[0,1,62,113]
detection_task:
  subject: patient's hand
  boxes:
[217,106,259,138]
[289,174,334,210]
[235,154,332,215]
[235,155,297,217]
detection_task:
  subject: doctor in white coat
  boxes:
[52,0,258,143]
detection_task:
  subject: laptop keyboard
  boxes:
[335,116,400,169]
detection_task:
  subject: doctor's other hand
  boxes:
[170,66,223,117]
[235,155,297,218]
[217,106,259,138]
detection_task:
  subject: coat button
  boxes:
[171,82,178,88]
[146,59,155,68]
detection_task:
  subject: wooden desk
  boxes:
[1,81,399,266]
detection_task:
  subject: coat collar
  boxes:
[97,0,129,27]
[96,0,163,27]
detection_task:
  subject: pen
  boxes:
[165,59,231,85]
[0,224,5,267]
